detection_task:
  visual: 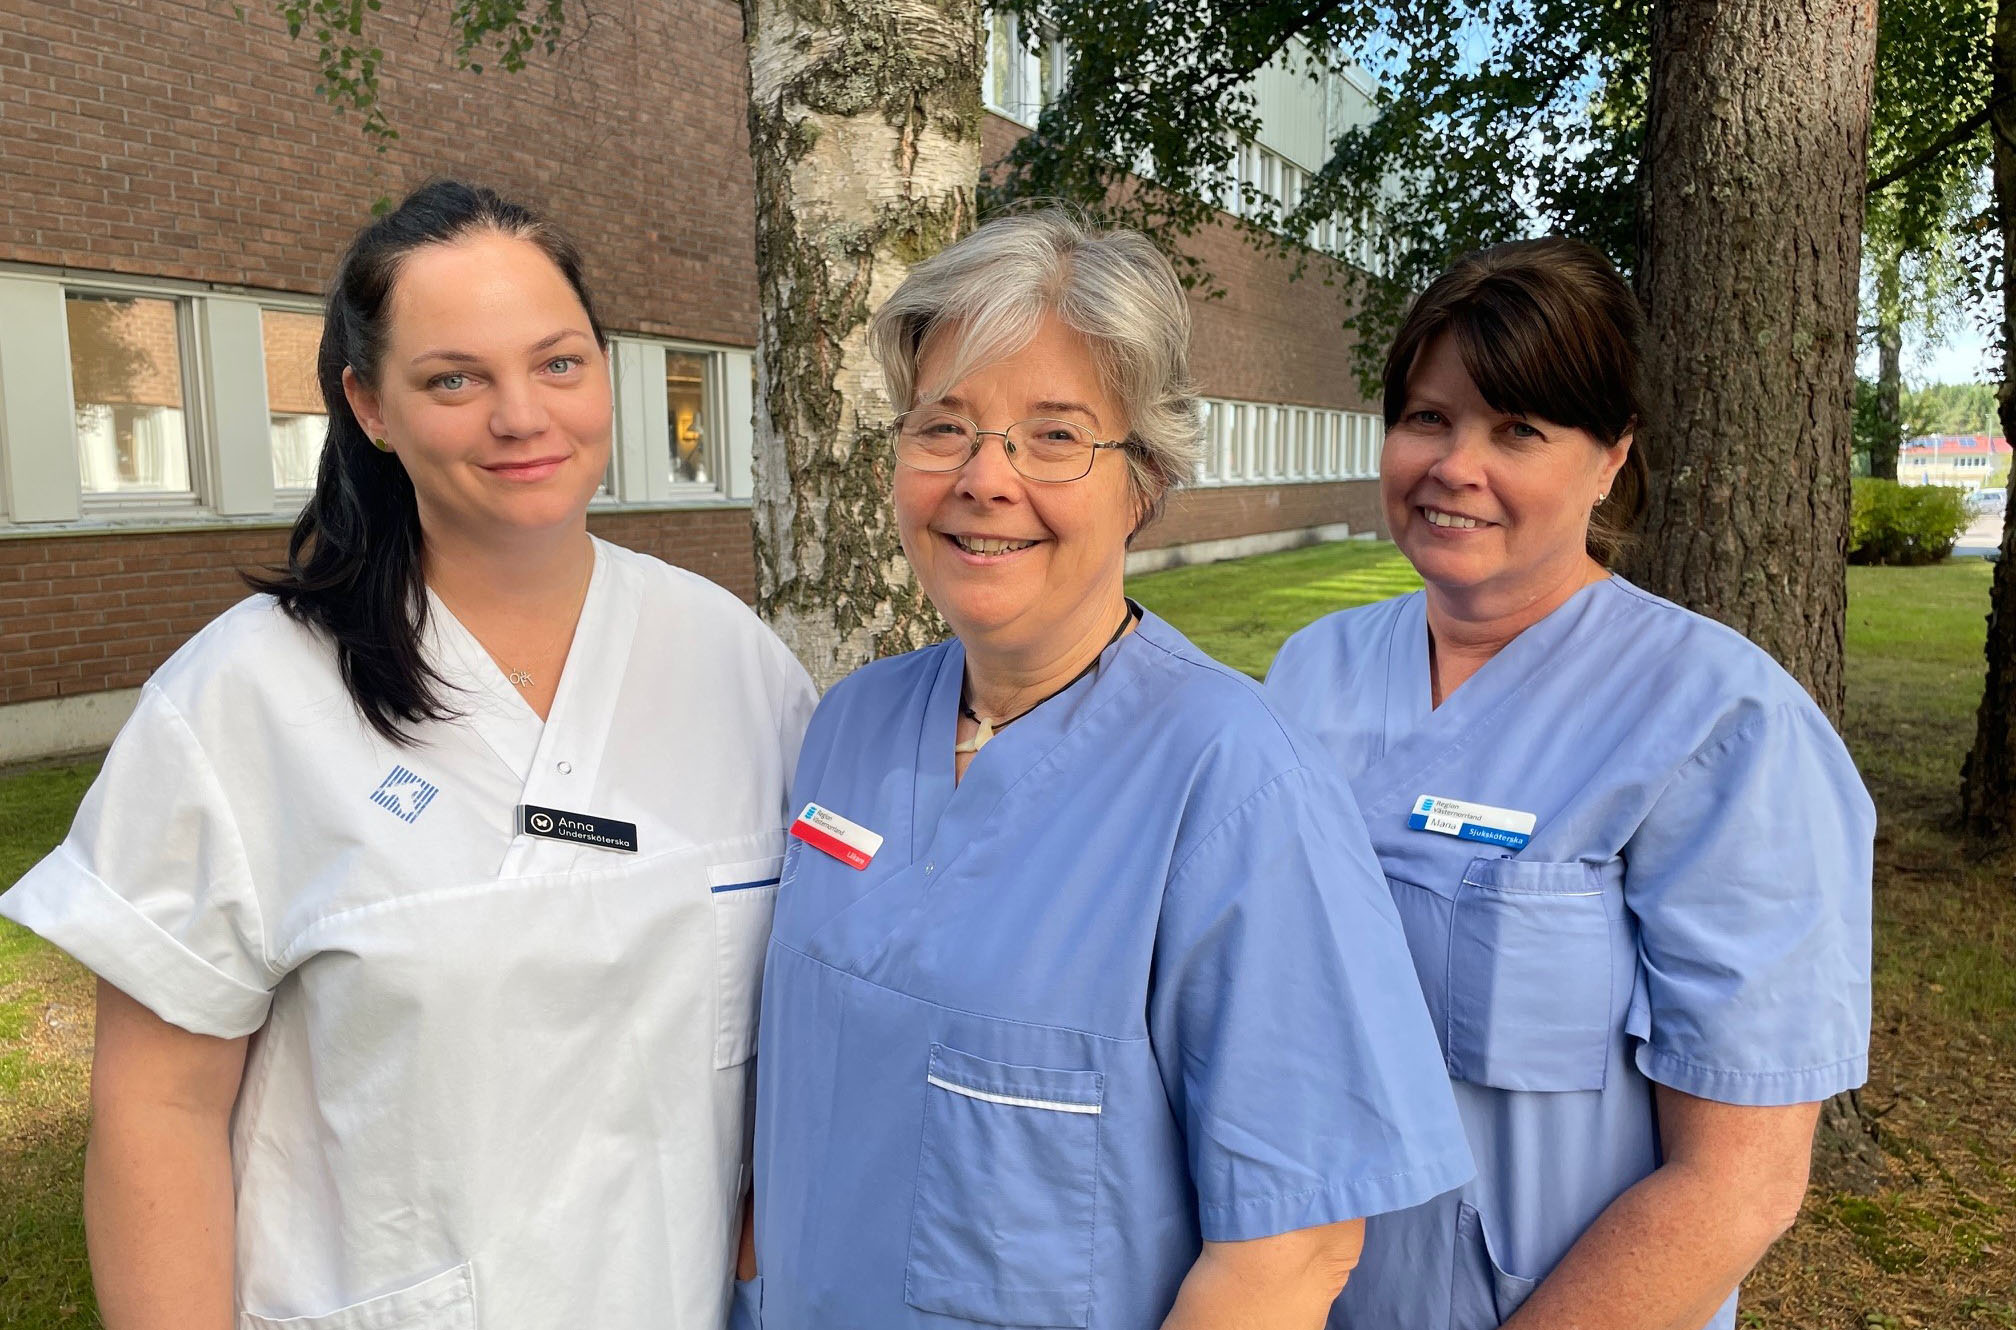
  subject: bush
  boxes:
[1849,479,1970,566]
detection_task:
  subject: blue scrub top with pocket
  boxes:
[738,610,1475,1330]
[1266,577,1874,1330]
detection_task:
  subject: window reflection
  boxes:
[67,293,191,495]
[263,309,328,489]
[667,352,710,484]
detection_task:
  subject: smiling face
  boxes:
[893,312,1140,658]
[1382,332,1630,608]
[343,230,611,547]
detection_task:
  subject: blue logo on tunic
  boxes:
[369,765,439,823]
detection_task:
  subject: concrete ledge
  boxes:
[1126,522,1369,576]
[0,688,138,766]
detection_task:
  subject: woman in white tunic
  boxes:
[0,180,815,1330]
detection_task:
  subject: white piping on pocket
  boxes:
[926,1074,1104,1115]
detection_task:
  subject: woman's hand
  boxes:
[85,980,248,1330]
[1160,1218,1364,1329]
[1501,1088,1821,1330]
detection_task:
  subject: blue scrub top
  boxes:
[742,610,1474,1330]
[1266,577,1874,1330]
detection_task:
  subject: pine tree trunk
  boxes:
[1873,301,1903,481]
[1959,0,2016,837]
[1626,0,1877,725]
[740,0,981,684]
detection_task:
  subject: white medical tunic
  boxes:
[1,537,816,1330]
[1266,577,1873,1330]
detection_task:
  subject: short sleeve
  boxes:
[0,685,275,1038]
[1149,765,1474,1242]
[765,634,819,819]
[1624,702,1873,1105]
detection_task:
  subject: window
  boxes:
[607,337,755,504]
[1192,395,1381,486]
[0,267,759,528]
[985,11,1065,125]
[66,292,194,497]
[262,308,327,489]
[666,351,712,485]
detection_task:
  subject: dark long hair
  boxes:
[247,179,609,744]
[1382,237,1648,565]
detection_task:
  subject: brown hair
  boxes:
[1382,237,1647,565]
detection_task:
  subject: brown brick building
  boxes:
[0,0,1386,761]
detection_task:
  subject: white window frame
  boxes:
[0,263,759,530]
[607,335,755,506]
[984,10,1066,127]
[61,277,212,520]
[1191,395,1381,488]
[256,295,333,505]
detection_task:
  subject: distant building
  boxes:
[1899,435,2012,489]
[0,5,1391,761]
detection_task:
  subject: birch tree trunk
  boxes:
[1960,0,2016,837]
[1627,0,1877,724]
[741,0,982,684]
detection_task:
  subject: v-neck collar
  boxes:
[908,607,1160,864]
[1361,577,1617,817]
[422,538,627,788]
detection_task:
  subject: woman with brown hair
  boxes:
[1267,237,1873,1330]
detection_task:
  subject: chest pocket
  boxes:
[904,1043,1103,1328]
[1444,857,1615,1092]
[240,1262,476,1329]
[710,849,785,1069]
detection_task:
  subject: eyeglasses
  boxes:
[890,409,1132,483]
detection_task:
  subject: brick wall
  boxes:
[1137,479,1386,552]
[0,0,758,346]
[980,114,1380,414]
[0,30,1389,721]
[0,509,759,706]
[0,478,1382,706]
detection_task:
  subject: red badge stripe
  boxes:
[790,817,873,870]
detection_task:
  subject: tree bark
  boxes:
[741,0,981,684]
[1627,0,1878,725]
[1959,0,2016,837]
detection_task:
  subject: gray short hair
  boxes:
[867,208,1203,529]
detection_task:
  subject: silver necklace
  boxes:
[490,552,594,691]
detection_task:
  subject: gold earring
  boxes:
[372,437,393,453]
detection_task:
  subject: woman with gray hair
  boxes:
[734,209,1471,1330]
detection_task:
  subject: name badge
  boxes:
[1409,794,1535,851]
[517,803,639,853]
[789,802,883,870]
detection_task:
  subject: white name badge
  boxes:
[789,802,885,870]
[1409,794,1536,851]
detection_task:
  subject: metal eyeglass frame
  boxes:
[889,409,1135,484]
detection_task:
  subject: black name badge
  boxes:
[516,804,639,853]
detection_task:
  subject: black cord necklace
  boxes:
[955,602,1140,756]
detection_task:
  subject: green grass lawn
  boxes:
[1,547,2010,1325]
[1129,538,1422,676]
[0,762,100,1325]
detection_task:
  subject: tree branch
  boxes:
[1869,94,2005,193]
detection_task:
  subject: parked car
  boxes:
[1968,487,2007,516]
